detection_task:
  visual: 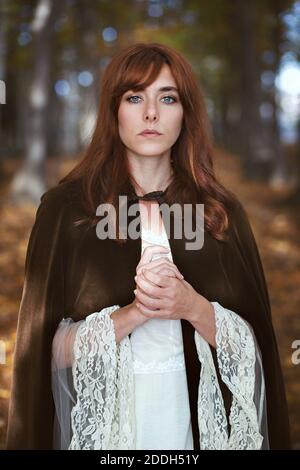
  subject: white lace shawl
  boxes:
[51,302,269,450]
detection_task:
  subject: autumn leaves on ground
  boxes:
[0,152,299,449]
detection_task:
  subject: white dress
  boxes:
[130,224,194,450]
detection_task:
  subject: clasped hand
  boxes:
[133,245,196,320]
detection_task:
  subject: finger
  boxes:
[137,258,177,274]
[140,264,182,281]
[134,272,165,297]
[149,267,176,277]
[137,259,183,279]
[136,256,171,276]
[138,245,170,265]
[144,266,181,279]
[136,302,165,318]
[142,269,175,288]
[134,288,163,310]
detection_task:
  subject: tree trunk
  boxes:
[268,0,290,188]
[234,0,271,179]
[10,0,61,204]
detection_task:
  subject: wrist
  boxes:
[186,290,202,322]
[129,301,148,325]
[188,294,217,348]
[187,291,212,324]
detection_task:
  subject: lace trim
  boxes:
[133,353,186,374]
[69,305,136,450]
[194,301,264,450]
[68,301,266,449]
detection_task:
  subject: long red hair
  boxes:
[59,42,238,243]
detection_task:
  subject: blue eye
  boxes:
[126,95,177,104]
[162,95,177,104]
[126,95,141,104]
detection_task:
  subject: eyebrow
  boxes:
[157,86,179,93]
[129,85,179,94]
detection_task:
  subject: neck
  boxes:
[136,173,173,196]
[127,153,174,196]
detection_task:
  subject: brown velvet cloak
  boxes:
[6,180,291,449]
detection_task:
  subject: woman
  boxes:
[6,42,291,450]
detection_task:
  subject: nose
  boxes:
[143,102,159,122]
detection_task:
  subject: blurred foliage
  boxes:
[0,0,299,184]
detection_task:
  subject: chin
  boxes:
[135,144,169,154]
[138,152,167,158]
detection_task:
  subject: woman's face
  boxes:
[118,64,183,158]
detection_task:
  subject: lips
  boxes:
[139,130,162,136]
